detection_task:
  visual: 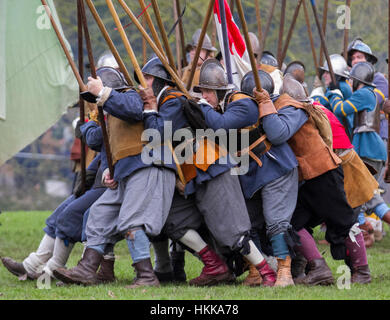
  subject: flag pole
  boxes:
[218,0,234,84]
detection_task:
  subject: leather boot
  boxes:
[243,263,262,286]
[127,258,160,289]
[1,257,41,280]
[189,246,235,286]
[52,248,102,285]
[96,257,115,283]
[274,256,294,287]
[295,258,334,286]
[171,251,187,282]
[291,253,307,283]
[351,265,371,284]
[255,259,277,287]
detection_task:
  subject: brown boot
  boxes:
[351,265,371,284]
[243,263,262,286]
[295,258,334,286]
[274,256,294,287]
[189,246,235,287]
[126,258,160,289]
[97,257,115,283]
[1,257,41,280]
[52,248,102,285]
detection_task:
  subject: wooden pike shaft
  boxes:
[310,0,336,85]
[85,0,133,86]
[260,0,276,54]
[319,0,328,67]
[280,0,303,67]
[150,0,178,74]
[81,0,114,178]
[117,0,191,97]
[138,0,165,56]
[235,0,262,90]
[106,0,146,87]
[77,0,86,194]
[385,0,390,183]
[343,0,351,60]
[277,0,287,68]
[254,0,262,46]
[175,0,187,67]
[173,0,182,75]
[302,0,320,79]
[185,0,215,91]
[40,0,86,90]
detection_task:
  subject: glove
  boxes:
[139,87,158,111]
[328,81,340,90]
[383,99,390,114]
[73,170,97,198]
[252,88,277,119]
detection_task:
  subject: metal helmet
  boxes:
[96,66,130,91]
[260,51,278,67]
[193,58,235,93]
[96,51,119,69]
[284,60,305,83]
[248,32,261,56]
[348,61,376,88]
[240,69,275,96]
[135,57,173,84]
[280,73,311,103]
[186,29,217,52]
[347,38,378,67]
[318,54,349,78]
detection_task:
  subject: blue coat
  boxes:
[312,80,352,110]
[200,95,305,199]
[373,72,389,139]
[327,85,387,161]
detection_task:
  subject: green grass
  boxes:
[1,211,390,300]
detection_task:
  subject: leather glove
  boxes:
[139,87,158,111]
[253,88,277,119]
[383,99,390,114]
[73,170,96,198]
[328,81,340,90]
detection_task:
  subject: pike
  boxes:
[175,0,187,68]
[185,0,216,90]
[302,0,321,79]
[254,0,262,47]
[80,0,115,179]
[77,0,86,195]
[280,0,303,68]
[260,0,276,55]
[150,0,177,75]
[84,0,133,86]
[117,0,191,97]
[235,0,262,90]
[343,0,352,60]
[277,0,286,69]
[173,0,182,75]
[318,0,328,67]
[385,0,390,183]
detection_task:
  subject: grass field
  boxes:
[1,210,390,300]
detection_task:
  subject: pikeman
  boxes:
[158,58,278,287]
[53,59,178,288]
[181,29,218,90]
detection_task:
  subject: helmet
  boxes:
[348,61,376,88]
[240,69,275,96]
[248,32,261,56]
[96,66,130,91]
[96,52,119,69]
[260,51,278,67]
[135,57,173,84]
[284,60,305,83]
[347,38,378,67]
[186,29,217,52]
[280,73,311,103]
[318,54,349,78]
[193,58,235,93]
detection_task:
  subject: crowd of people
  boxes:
[2,29,390,290]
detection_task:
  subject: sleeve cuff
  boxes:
[97,87,113,107]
